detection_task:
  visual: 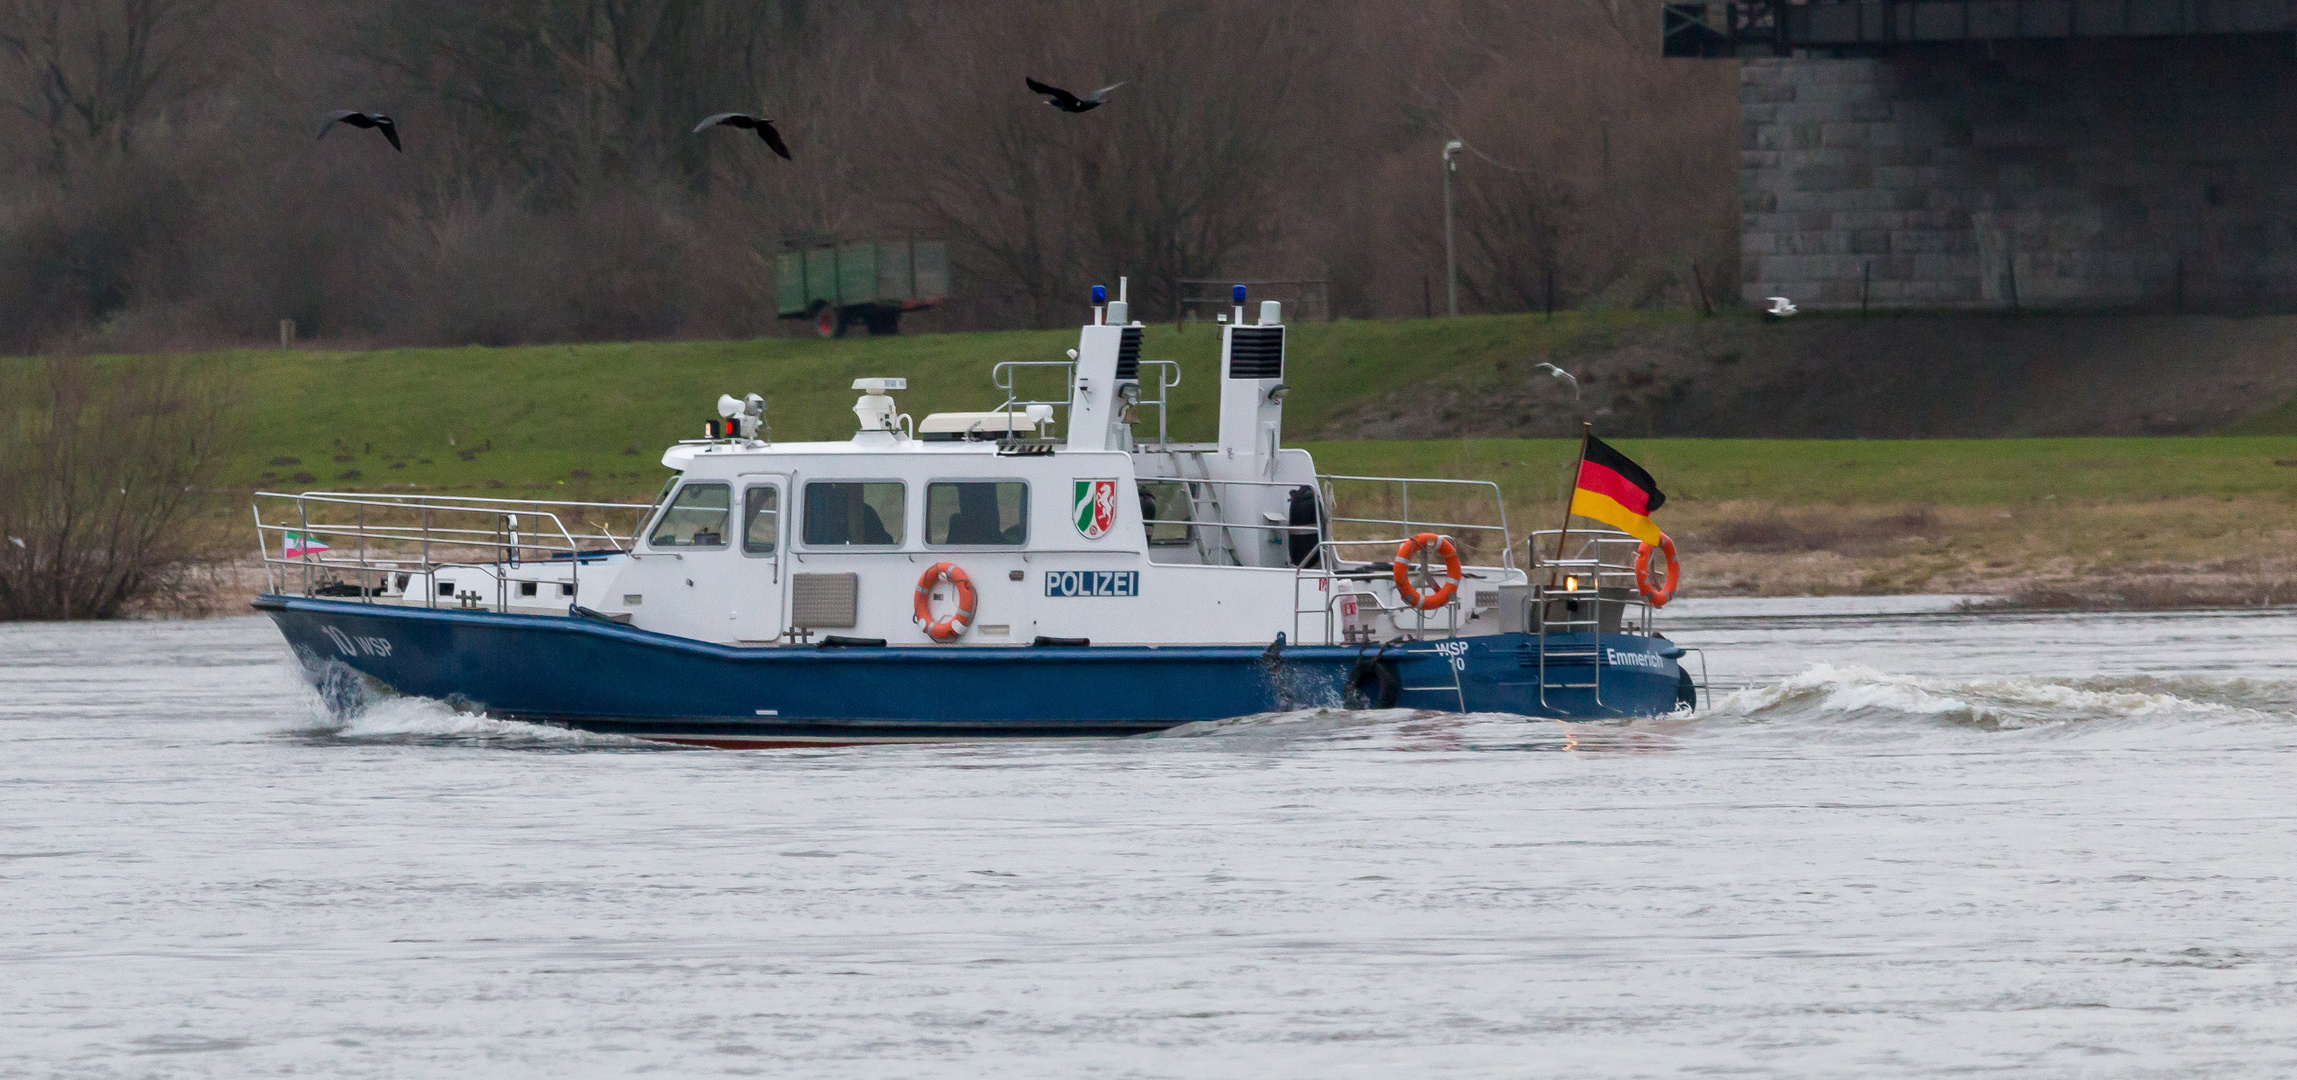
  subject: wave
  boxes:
[1147,706,1418,739]
[1145,707,1689,756]
[287,694,663,748]
[279,655,663,748]
[1704,662,2297,734]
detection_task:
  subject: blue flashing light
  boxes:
[1232,284,1247,303]
[1092,284,1107,304]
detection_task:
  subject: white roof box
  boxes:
[918,411,1040,442]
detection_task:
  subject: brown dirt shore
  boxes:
[1665,497,2297,610]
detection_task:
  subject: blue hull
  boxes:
[255,595,1690,744]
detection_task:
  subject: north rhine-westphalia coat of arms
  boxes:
[1072,479,1118,540]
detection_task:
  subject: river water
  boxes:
[4,602,2295,1078]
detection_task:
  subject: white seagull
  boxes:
[1534,362,1580,400]
[1764,296,1798,321]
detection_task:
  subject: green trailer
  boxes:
[775,240,950,337]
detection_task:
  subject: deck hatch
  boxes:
[791,573,859,628]
[1226,326,1283,379]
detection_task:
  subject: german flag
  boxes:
[1568,435,1666,545]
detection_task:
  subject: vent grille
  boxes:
[1519,644,1599,669]
[1227,326,1283,379]
[791,573,858,628]
[1116,327,1142,381]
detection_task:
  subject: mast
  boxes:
[1549,422,1591,585]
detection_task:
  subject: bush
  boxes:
[0,355,229,619]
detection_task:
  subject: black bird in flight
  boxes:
[1026,77,1122,114]
[693,113,792,160]
[317,110,401,152]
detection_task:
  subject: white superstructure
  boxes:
[256,291,1533,649]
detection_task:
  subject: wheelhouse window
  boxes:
[927,481,1027,546]
[648,482,730,547]
[742,486,779,555]
[803,481,905,546]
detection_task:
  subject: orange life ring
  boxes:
[1635,533,1680,608]
[1391,532,1463,610]
[913,562,978,642]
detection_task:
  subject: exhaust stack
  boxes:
[1065,283,1143,452]
[1216,285,1285,475]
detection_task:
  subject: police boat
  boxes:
[252,286,1700,746]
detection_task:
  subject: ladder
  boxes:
[1534,585,1605,713]
[1165,451,1241,566]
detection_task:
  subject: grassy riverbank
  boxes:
[84,309,2297,494]
[202,312,1680,490]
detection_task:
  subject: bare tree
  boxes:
[901,0,1318,326]
[1081,2,1313,317]
[1373,0,1738,314]
[0,353,229,619]
[0,0,1741,347]
[0,0,216,174]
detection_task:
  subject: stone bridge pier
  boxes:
[1738,39,2297,312]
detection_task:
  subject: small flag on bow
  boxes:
[281,531,331,558]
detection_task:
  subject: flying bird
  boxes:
[1763,296,1799,321]
[1026,77,1122,114]
[317,110,400,152]
[693,113,792,160]
[1534,362,1580,400]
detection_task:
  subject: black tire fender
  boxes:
[1346,659,1402,709]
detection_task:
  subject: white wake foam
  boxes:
[293,691,658,748]
[1708,662,2290,733]
[1148,706,1421,739]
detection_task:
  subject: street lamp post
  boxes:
[1442,139,1463,318]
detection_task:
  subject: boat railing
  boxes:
[992,357,1182,448]
[1125,360,1182,450]
[1135,472,1308,566]
[1523,528,1657,634]
[1521,529,1660,712]
[1131,470,1516,569]
[1319,474,1515,573]
[1294,534,1492,645]
[1125,467,1518,642]
[251,491,653,612]
[991,359,1073,417]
